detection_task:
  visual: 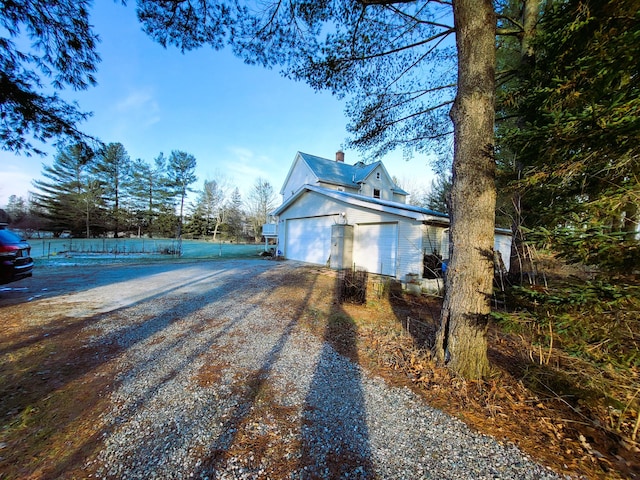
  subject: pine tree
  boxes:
[128,154,171,237]
[425,174,452,214]
[498,0,640,274]
[32,144,104,236]
[225,188,245,242]
[166,150,197,240]
[1,0,101,154]
[94,143,131,237]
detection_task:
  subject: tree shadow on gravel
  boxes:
[194,316,301,475]
[0,264,236,361]
[0,260,280,479]
[288,271,374,478]
[298,297,375,479]
[193,268,324,478]
[194,268,374,479]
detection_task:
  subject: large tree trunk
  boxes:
[435,0,496,380]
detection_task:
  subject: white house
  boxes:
[265,151,512,281]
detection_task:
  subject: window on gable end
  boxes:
[373,188,381,199]
[376,172,381,180]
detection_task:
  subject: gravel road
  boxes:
[5,259,565,479]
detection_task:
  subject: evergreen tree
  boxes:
[155,203,179,238]
[5,195,27,225]
[498,0,640,274]
[166,150,197,240]
[1,0,100,154]
[94,142,131,236]
[425,174,452,214]
[190,179,229,240]
[128,154,171,237]
[225,188,245,242]
[32,143,103,236]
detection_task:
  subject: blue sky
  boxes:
[0,1,435,208]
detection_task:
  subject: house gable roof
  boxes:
[272,184,448,222]
[299,152,379,187]
[277,151,407,194]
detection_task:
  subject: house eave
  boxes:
[272,184,448,222]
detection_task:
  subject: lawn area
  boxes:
[29,238,267,264]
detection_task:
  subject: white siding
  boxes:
[281,156,316,201]
[285,217,334,265]
[441,229,450,260]
[359,165,395,201]
[276,190,427,279]
[396,219,424,278]
[440,228,513,272]
[393,192,407,203]
[495,232,512,271]
[423,225,446,256]
[353,223,398,276]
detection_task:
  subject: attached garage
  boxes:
[284,216,334,265]
[353,223,398,276]
[273,185,512,280]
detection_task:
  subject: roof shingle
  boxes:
[298,152,381,188]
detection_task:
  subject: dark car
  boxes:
[0,226,34,285]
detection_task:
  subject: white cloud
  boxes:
[114,89,161,128]
[223,147,285,194]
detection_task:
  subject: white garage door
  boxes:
[285,217,334,265]
[353,223,398,276]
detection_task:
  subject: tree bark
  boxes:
[435,0,496,380]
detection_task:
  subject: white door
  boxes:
[285,217,333,265]
[353,223,398,276]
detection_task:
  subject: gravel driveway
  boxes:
[2,259,564,479]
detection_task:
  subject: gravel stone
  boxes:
[62,259,569,479]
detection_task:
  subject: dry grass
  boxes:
[286,266,640,480]
[1,262,638,479]
[0,304,122,479]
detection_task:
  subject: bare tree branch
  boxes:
[338,27,454,64]
[496,13,524,30]
[360,0,452,6]
[385,31,452,90]
[386,3,453,30]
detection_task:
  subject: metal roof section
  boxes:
[392,186,410,195]
[297,152,379,188]
[272,184,449,222]
[279,151,412,197]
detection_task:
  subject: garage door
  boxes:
[285,217,334,265]
[353,223,398,276]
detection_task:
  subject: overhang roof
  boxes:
[272,184,448,222]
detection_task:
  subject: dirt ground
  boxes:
[0,259,638,479]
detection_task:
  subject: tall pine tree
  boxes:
[497,0,640,274]
[32,143,104,236]
[94,142,131,237]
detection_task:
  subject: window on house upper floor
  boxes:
[373,188,381,199]
[376,172,381,180]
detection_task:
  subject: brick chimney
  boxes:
[336,150,345,162]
